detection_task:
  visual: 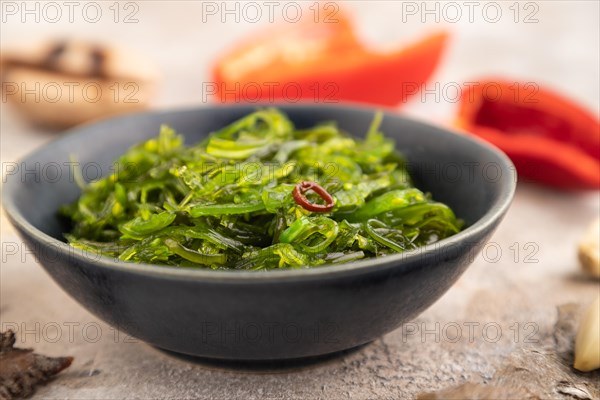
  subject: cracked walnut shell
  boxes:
[1,40,159,128]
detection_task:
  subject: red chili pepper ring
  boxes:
[292,181,335,213]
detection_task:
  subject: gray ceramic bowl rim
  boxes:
[2,104,516,283]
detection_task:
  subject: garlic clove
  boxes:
[574,295,600,372]
[578,218,600,278]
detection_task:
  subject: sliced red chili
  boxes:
[211,4,448,107]
[456,79,600,189]
[293,181,334,213]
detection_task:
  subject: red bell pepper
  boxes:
[456,79,600,189]
[211,6,448,106]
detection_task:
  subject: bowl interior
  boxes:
[5,104,514,259]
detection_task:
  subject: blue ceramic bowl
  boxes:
[2,104,515,360]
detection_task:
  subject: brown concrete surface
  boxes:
[1,2,599,399]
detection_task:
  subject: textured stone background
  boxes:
[1,2,599,399]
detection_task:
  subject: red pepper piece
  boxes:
[293,182,334,213]
[456,79,600,189]
[211,6,448,107]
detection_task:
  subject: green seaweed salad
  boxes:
[61,109,463,270]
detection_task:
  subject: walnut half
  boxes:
[1,40,159,128]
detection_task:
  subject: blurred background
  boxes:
[2,1,599,161]
[0,0,600,188]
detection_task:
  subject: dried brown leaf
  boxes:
[0,330,73,400]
